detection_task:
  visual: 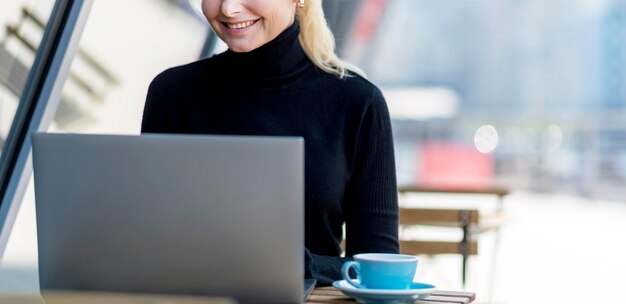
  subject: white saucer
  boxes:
[332,280,437,304]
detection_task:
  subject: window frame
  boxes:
[0,0,94,260]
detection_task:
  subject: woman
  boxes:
[142,0,399,285]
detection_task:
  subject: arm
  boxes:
[344,87,399,256]
[305,88,399,286]
[141,76,173,133]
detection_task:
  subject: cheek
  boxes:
[269,3,295,28]
[202,2,223,36]
[201,1,219,22]
[269,11,293,33]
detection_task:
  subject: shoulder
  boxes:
[318,68,386,109]
[149,53,227,91]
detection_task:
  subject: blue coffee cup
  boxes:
[341,253,418,289]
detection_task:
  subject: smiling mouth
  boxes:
[223,19,259,30]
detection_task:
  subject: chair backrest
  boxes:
[398,208,479,256]
[396,186,509,286]
[399,208,479,227]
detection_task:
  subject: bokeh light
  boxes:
[545,124,563,151]
[474,125,499,153]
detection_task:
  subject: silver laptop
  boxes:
[31,133,306,303]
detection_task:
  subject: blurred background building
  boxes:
[342,0,626,202]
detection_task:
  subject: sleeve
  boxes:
[304,87,400,286]
[305,247,348,286]
[344,87,400,256]
[141,76,173,133]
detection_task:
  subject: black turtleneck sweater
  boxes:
[141,22,399,285]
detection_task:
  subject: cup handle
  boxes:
[341,261,364,289]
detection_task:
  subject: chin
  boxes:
[227,42,262,53]
[228,46,255,53]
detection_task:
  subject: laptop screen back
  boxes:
[32,133,304,303]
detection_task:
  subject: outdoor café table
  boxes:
[307,286,477,304]
[0,288,476,303]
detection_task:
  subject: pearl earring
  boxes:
[299,0,304,8]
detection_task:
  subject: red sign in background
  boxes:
[418,141,494,189]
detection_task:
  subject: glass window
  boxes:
[0,0,56,154]
[0,0,57,293]
[52,0,210,134]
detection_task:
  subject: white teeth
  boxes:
[227,20,255,29]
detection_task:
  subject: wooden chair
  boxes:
[397,185,508,286]
[398,185,509,211]
[399,208,479,286]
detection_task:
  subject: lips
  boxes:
[223,19,259,30]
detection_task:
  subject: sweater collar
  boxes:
[221,21,308,80]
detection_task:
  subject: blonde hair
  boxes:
[296,0,348,78]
